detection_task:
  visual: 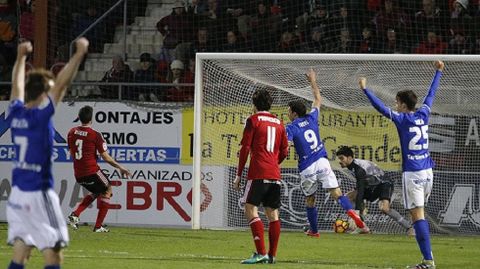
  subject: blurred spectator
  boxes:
[303,26,330,53]
[135,53,159,102]
[196,0,227,47]
[135,53,156,82]
[183,58,195,99]
[0,1,17,66]
[19,0,34,42]
[306,4,331,43]
[414,0,447,44]
[378,28,407,53]
[250,1,280,52]
[156,45,175,83]
[190,27,216,55]
[222,0,253,39]
[157,0,193,50]
[332,5,361,41]
[448,31,472,54]
[450,0,473,39]
[166,60,193,102]
[278,0,310,31]
[0,53,9,100]
[72,5,105,52]
[367,0,382,15]
[222,30,246,52]
[373,0,410,39]
[276,30,301,52]
[413,30,448,54]
[184,58,195,83]
[476,1,480,36]
[187,0,208,16]
[358,27,377,53]
[333,28,357,53]
[99,55,134,99]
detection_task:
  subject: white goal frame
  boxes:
[191,53,480,230]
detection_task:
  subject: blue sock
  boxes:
[44,265,60,269]
[413,219,433,261]
[8,261,24,269]
[306,207,318,233]
[337,195,353,211]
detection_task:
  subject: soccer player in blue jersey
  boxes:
[6,38,89,269]
[286,69,369,237]
[359,60,444,269]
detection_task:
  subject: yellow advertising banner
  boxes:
[182,105,401,171]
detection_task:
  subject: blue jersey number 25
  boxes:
[408,126,428,150]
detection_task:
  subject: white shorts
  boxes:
[7,186,69,250]
[300,157,339,196]
[402,169,433,210]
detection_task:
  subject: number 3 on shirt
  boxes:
[409,125,428,150]
[75,139,83,160]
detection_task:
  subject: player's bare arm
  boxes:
[49,37,89,105]
[10,42,33,102]
[359,77,367,90]
[233,175,242,191]
[100,151,132,178]
[306,69,321,109]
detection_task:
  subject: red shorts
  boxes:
[76,170,110,194]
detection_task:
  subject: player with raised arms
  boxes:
[67,105,131,232]
[6,38,89,269]
[233,88,289,264]
[286,69,369,237]
[359,60,444,269]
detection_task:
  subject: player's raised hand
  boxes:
[233,175,242,191]
[306,68,317,84]
[75,37,89,55]
[17,41,33,57]
[434,60,445,71]
[359,77,367,90]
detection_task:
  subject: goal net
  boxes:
[192,53,480,235]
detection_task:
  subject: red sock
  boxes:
[268,220,280,257]
[249,217,266,255]
[74,194,96,217]
[95,197,110,228]
[347,209,365,228]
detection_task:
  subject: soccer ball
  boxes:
[333,219,349,233]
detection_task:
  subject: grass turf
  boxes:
[1,223,479,268]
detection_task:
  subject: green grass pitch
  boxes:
[1,223,479,268]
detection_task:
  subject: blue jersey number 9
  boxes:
[304,129,318,149]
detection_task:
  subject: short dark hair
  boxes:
[396,90,417,111]
[78,106,93,124]
[252,89,272,111]
[25,69,54,102]
[336,146,354,157]
[288,100,307,117]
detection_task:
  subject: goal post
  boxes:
[192,53,480,234]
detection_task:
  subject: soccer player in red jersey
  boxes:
[67,105,131,232]
[233,88,289,264]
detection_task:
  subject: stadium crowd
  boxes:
[0,0,479,101]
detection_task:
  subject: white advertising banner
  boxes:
[0,101,223,227]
